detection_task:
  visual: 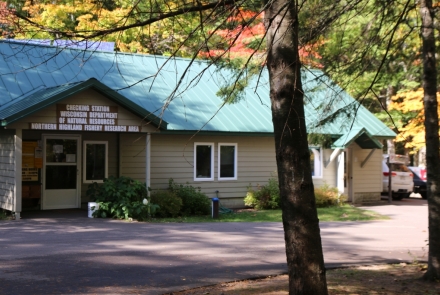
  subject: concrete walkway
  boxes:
[0,198,428,295]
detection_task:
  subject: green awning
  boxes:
[332,128,383,149]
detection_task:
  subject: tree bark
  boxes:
[386,85,396,155]
[419,0,440,281]
[264,0,328,294]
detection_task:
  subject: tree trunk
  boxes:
[386,85,396,155]
[264,1,328,294]
[420,0,440,281]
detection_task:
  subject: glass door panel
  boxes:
[45,166,77,189]
[43,136,80,209]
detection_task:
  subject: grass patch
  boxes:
[317,205,389,222]
[149,204,388,223]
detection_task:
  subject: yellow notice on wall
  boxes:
[22,157,34,168]
[22,142,38,168]
[23,142,37,154]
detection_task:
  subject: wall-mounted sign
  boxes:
[22,168,39,181]
[22,142,39,181]
[22,141,38,168]
[29,104,141,132]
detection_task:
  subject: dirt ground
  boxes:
[168,263,440,295]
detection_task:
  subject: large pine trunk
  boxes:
[420,0,440,281]
[264,0,328,294]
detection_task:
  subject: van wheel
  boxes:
[392,193,404,200]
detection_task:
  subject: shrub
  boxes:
[168,179,211,216]
[244,177,280,210]
[0,209,13,220]
[86,176,158,220]
[245,178,346,209]
[243,189,258,208]
[314,184,347,208]
[150,190,182,218]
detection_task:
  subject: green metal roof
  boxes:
[332,127,383,149]
[0,40,395,143]
[0,78,166,128]
[301,70,395,140]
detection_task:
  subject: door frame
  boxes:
[42,134,81,210]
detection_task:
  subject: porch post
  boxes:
[337,151,345,195]
[347,148,354,202]
[14,129,22,220]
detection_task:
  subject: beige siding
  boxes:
[351,145,382,193]
[351,144,382,203]
[7,89,158,133]
[120,133,147,182]
[0,131,15,211]
[148,135,277,207]
[313,149,337,188]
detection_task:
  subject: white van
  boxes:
[382,154,414,200]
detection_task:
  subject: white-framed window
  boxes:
[218,143,237,181]
[194,142,214,181]
[83,141,108,183]
[310,148,322,178]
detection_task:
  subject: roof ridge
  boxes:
[43,80,86,90]
[0,39,210,64]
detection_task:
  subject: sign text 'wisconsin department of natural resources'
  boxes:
[29,104,141,132]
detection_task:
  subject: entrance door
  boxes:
[42,135,81,209]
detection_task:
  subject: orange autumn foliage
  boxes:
[199,11,322,68]
[0,1,16,37]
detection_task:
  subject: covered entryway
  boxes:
[42,134,81,209]
[0,79,162,216]
[331,127,384,204]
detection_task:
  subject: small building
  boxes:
[0,41,396,218]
